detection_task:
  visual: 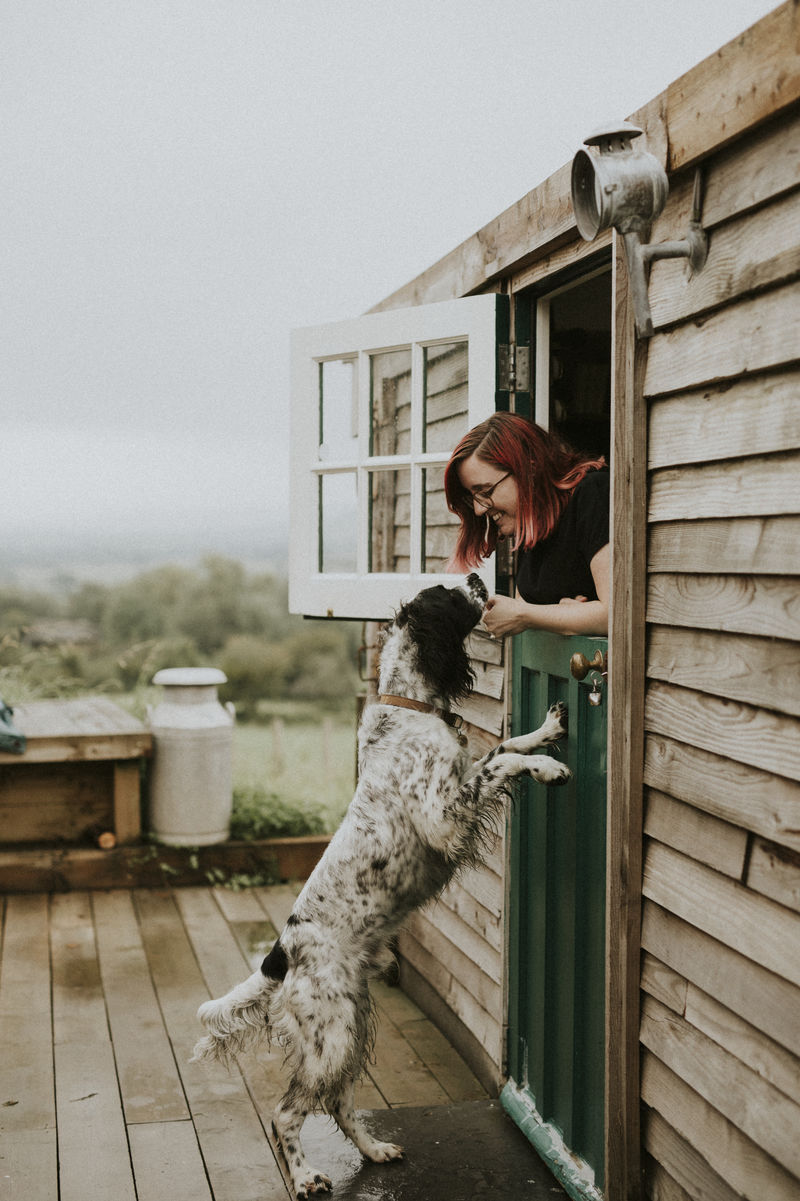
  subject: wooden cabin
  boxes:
[288,5,800,1198]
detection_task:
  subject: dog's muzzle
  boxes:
[466,573,489,605]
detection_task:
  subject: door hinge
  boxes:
[498,344,531,393]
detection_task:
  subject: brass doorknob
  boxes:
[570,649,608,681]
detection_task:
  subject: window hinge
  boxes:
[498,343,531,392]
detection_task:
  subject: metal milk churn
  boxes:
[148,667,235,846]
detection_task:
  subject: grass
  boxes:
[233,709,357,835]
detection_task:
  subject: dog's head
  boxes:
[385,573,488,704]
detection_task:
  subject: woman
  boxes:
[444,412,609,637]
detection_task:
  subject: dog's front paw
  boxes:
[541,701,568,742]
[527,756,571,786]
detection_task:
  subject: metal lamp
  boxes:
[571,123,707,338]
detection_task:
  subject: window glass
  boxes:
[320,472,358,573]
[319,358,357,461]
[423,464,459,573]
[369,468,411,573]
[424,340,469,452]
[370,349,412,456]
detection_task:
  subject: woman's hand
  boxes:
[482,595,533,638]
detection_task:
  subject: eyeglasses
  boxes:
[470,471,512,511]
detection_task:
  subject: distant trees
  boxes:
[0,557,361,713]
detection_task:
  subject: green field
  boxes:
[233,709,357,834]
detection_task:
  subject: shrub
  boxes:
[230,784,327,840]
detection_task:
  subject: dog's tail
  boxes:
[190,968,277,1065]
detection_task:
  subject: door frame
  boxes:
[505,241,646,1199]
[603,235,647,1201]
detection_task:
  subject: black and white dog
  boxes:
[192,574,570,1198]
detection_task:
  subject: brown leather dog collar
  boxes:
[378,694,467,745]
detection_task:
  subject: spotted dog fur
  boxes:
[191,574,570,1198]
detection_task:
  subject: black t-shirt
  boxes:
[515,469,609,605]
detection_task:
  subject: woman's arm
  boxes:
[483,544,609,637]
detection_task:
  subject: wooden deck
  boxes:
[0,883,488,1201]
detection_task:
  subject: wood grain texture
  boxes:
[746,838,800,913]
[640,994,800,1176]
[647,625,800,716]
[648,368,800,469]
[644,790,747,879]
[648,451,800,522]
[641,1052,800,1201]
[647,573,800,640]
[665,2,800,171]
[643,840,800,987]
[605,233,646,1201]
[645,279,800,397]
[643,1102,771,1201]
[649,187,800,329]
[644,680,799,780]
[648,515,800,575]
[684,983,800,1107]
[642,900,800,1057]
[643,733,800,853]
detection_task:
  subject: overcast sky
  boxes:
[2,0,778,574]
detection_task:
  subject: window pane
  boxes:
[423,464,460,573]
[369,468,410,573]
[423,340,469,452]
[320,473,358,573]
[370,349,412,456]
[319,359,357,461]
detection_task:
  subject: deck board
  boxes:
[0,884,486,1201]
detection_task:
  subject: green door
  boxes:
[502,628,608,1200]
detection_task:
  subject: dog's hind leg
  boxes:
[332,1078,404,1163]
[273,1096,332,1199]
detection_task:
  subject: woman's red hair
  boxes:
[444,412,605,571]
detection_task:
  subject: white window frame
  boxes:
[289,295,500,619]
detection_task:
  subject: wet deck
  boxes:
[0,884,563,1199]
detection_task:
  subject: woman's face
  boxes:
[457,453,519,539]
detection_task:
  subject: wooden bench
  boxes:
[0,697,152,845]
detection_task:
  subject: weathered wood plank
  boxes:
[0,895,57,1201]
[640,994,800,1176]
[0,697,151,766]
[643,1105,760,1201]
[112,761,142,844]
[647,573,800,641]
[644,790,747,879]
[702,104,800,229]
[437,876,503,944]
[409,899,502,986]
[642,900,800,1057]
[641,951,688,1016]
[134,889,287,1201]
[606,234,648,1201]
[647,625,800,716]
[684,983,800,1107]
[650,187,800,329]
[0,763,112,843]
[649,452,800,522]
[645,280,800,397]
[648,515,800,575]
[665,2,800,172]
[643,841,800,987]
[367,1011,450,1107]
[644,734,800,853]
[641,1052,800,1201]
[397,919,502,1049]
[92,889,188,1123]
[746,838,800,914]
[50,892,136,1201]
[128,1121,214,1201]
[644,680,799,780]
[441,862,504,922]
[643,1154,695,1201]
[648,369,800,469]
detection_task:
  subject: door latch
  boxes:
[570,649,608,707]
